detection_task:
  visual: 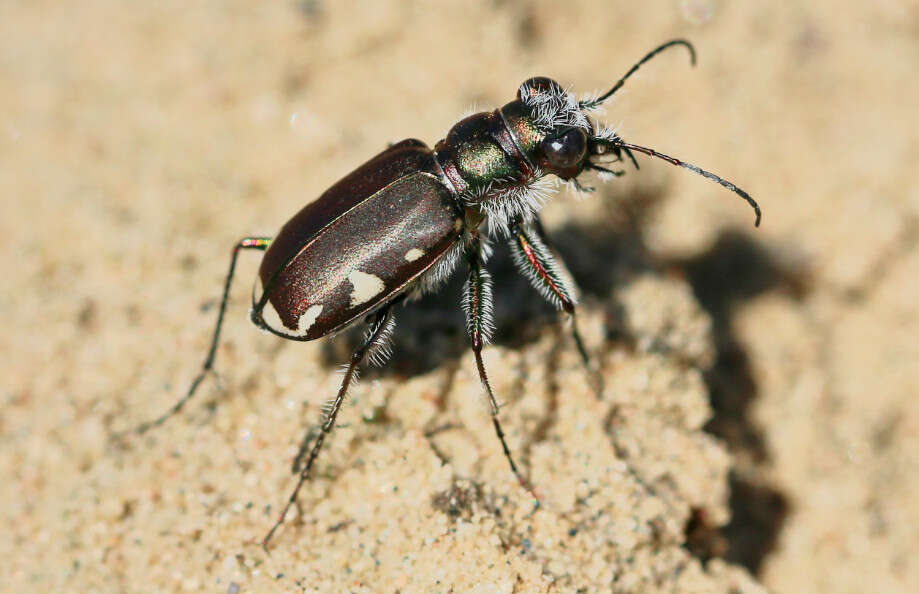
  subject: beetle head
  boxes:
[510,41,761,227]
[515,76,593,181]
[515,76,635,185]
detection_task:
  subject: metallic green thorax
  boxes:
[434,99,556,202]
[435,111,524,195]
[498,100,547,172]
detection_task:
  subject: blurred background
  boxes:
[2,1,917,592]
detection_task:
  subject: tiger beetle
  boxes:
[130,40,760,547]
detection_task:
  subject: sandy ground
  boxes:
[2,1,917,592]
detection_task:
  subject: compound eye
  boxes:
[542,128,587,170]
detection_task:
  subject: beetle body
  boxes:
[134,40,760,547]
[253,139,463,341]
[253,78,616,342]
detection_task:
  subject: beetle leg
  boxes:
[290,310,397,475]
[586,163,626,177]
[264,305,395,548]
[509,218,603,399]
[462,234,539,501]
[127,237,272,436]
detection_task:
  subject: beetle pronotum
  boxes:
[129,40,760,546]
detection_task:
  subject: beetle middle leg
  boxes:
[508,217,603,399]
[462,232,538,500]
[126,236,272,436]
[264,305,395,547]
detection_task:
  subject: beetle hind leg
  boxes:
[264,305,395,548]
[121,237,272,438]
[509,218,603,399]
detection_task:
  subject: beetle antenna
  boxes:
[580,40,696,109]
[616,140,761,227]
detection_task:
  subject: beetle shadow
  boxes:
[671,231,804,573]
[318,184,801,577]
[557,207,802,576]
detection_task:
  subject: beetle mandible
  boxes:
[130,40,760,546]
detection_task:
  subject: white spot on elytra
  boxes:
[298,304,323,333]
[348,269,385,306]
[253,276,324,337]
[404,248,425,262]
[260,298,286,332]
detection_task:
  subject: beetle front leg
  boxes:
[126,237,272,436]
[263,305,395,548]
[509,218,602,398]
[462,234,538,501]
